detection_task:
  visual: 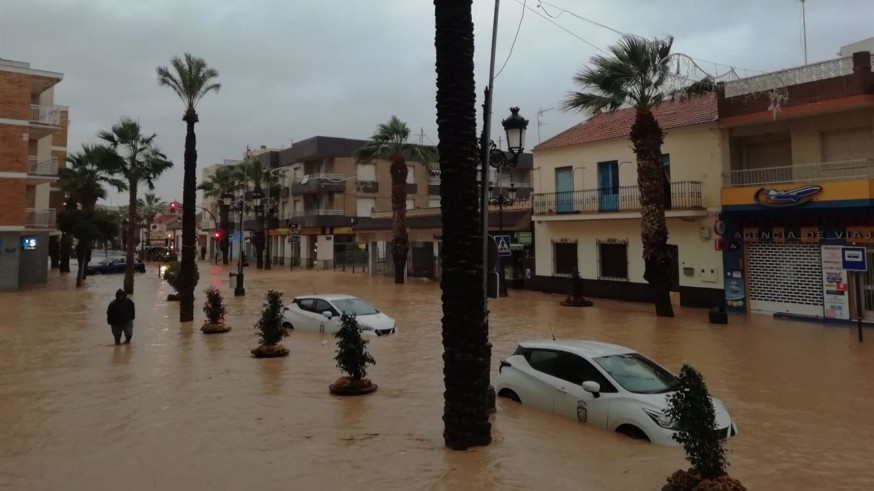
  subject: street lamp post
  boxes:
[483,107,529,298]
[264,167,285,271]
[224,191,254,297]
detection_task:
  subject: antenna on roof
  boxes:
[548,322,556,341]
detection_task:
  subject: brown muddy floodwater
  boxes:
[1,260,873,490]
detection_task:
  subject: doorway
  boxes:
[598,161,619,212]
[555,166,573,213]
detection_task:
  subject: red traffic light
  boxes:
[168,201,181,212]
[214,231,222,240]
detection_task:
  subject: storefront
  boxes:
[720,181,874,321]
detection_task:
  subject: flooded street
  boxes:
[1,263,873,490]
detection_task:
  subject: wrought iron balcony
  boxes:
[533,181,703,215]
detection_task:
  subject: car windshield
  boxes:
[593,353,679,394]
[331,298,378,316]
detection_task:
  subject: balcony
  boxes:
[25,208,56,229]
[428,177,440,195]
[724,159,874,187]
[29,104,63,139]
[356,179,379,193]
[26,156,59,183]
[291,173,347,195]
[533,181,703,219]
[291,209,350,228]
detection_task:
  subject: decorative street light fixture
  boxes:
[483,107,528,299]
[225,190,256,297]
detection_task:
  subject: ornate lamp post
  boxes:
[226,190,257,297]
[251,186,266,269]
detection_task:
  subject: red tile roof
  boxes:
[534,94,718,151]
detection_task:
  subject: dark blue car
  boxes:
[87,257,146,275]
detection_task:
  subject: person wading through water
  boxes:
[106,288,136,345]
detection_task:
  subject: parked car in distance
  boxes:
[140,246,177,262]
[495,340,738,446]
[282,294,397,337]
[87,257,146,275]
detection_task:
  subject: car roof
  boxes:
[294,294,358,302]
[518,339,636,358]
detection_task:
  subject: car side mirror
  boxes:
[322,311,333,319]
[582,381,601,398]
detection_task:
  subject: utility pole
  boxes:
[800,0,808,65]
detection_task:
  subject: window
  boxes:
[406,198,415,210]
[428,198,441,208]
[356,198,376,217]
[598,242,628,280]
[594,353,679,394]
[406,165,416,184]
[357,163,377,181]
[297,298,315,312]
[558,353,617,392]
[553,241,577,276]
[313,299,336,316]
[332,298,378,316]
[527,349,562,378]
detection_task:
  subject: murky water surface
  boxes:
[1,259,873,490]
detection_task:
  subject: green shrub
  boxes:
[255,289,287,345]
[162,261,199,294]
[334,313,375,380]
[203,286,226,324]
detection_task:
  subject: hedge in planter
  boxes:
[329,313,377,395]
[201,286,231,334]
[560,269,593,307]
[162,261,199,302]
[662,365,746,491]
[251,289,289,357]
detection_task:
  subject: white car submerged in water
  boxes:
[495,339,737,445]
[282,294,398,337]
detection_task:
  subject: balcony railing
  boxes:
[533,181,703,215]
[724,159,874,187]
[292,209,344,217]
[29,104,62,126]
[291,174,347,195]
[27,156,59,176]
[25,208,56,228]
[295,173,344,182]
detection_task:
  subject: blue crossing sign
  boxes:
[496,235,512,257]
[842,246,868,271]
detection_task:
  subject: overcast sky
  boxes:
[2,0,871,205]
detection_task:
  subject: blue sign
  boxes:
[231,231,241,243]
[496,235,512,257]
[841,246,868,272]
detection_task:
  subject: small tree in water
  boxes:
[664,365,744,490]
[255,289,287,346]
[201,286,230,333]
[334,313,375,381]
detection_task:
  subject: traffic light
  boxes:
[214,231,223,240]
[168,201,180,214]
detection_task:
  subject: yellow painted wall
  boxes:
[534,217,723,289]
[533,122,723,209]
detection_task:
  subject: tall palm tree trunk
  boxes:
[434,0,491,450]
[390,155,409,284]
[219,204,230,265]
[124,183,137,294]
[178,110,198,322]
[631,111,674,317]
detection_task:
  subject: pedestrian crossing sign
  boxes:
[496,235,512,257]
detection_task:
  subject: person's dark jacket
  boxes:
[106,298,136,325]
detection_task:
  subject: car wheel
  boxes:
[616,425,650,442]
[497,389,521,403]
[282,322,293,330]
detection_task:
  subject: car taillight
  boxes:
[499,360,512,373]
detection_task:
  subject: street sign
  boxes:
[496,234,512,257]
[517,231,532,245]
[842,246,868,271]
[231,231,241,243]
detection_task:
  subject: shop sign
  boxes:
[268,228,289,236]
[300,227,321,235]
[333,227,354,235]
[516,231,532,245]
[753,184,822,207]
[821,245,850,320]
[734,226,874,243]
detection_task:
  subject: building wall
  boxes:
[18,231,48,285]
[0,233,21,291]
[0,71,29,120]
[534,122,724,210]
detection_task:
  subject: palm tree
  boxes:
[561,35,710,317]
[98,117,173,294]
[234,157,279,269]
[434,0,491,450]
[354,116,435,284]
[137,192,167,249]
[157,53,221,322]
[198,165,239,265]
[58,144,126,285]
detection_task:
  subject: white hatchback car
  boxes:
[282,294,398,337]
[495,340,737,445]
